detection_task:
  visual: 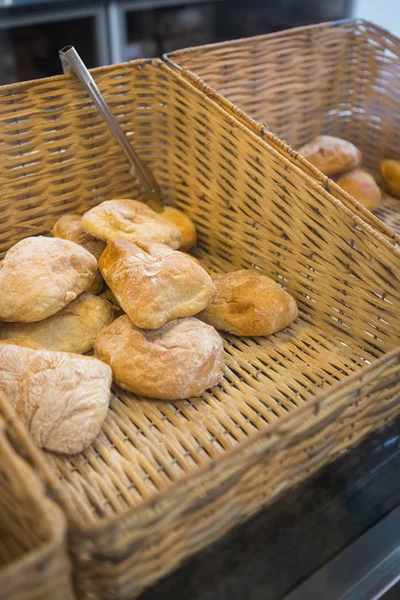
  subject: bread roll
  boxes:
[381,159,400,198]
[298,135,361,176]
[198,269,298,336]
[0,292,114,353]
[81,199,182,249]
[0,344,112,454]
[52,213,106,293]
[162,207,197,251]
[94,315,224,400]
[52,214,106,258]
[336,168,381,212]
[185,253,203,267]
[0,237,98,323]
[99,239,216,329]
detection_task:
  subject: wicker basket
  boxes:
[1,58,400,599]
[0,395,75,600]
[166,19,400,235]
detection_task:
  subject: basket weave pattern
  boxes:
[1,59,400,598]
[167,20,400,234]
[0,397,74,599]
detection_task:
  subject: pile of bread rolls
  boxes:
[298,135,400,211]
[0,199,298,455]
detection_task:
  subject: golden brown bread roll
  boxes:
[99,239,216,329]
[381,159,400,198]
[0,344,112,454]
[52,213,106,293]
[0,236,98,323]
[52,214,106,258]
[198,269,298,336]
[162,207,197,251]
[80,199,182,249]
[298,135,361,176]
[0,292,114,353]
[336,168,381,212]
[94,315,224,400]
[0,338,44,350]
[185,253,202,266]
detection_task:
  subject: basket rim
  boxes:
[2,56,400,540]
[163,19,400,247]
[0,398,68,583]
[164,19,400,64]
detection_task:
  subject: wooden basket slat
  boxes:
[0,397,75,599]
[166,19,400,235]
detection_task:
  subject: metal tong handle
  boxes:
[59,46,163,212]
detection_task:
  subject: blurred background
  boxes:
[0,0,397,85]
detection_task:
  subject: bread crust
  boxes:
[298,135,361,176]
[53,213,105,293]
[99,239,216,329]
[0,344,112,454]
[0,292,114,353]
[0,236,98,322]
[94,315,224,400]
[336,168,381,212]
[198,269,298,336]
[81,199,182,249]
[162,207,197,251]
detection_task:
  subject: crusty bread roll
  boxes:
[0,292,114,353]
[0,236,98,323]
[298,135,361,176]
[162,207,197,251]
[381,159,400,198]
[52,213,106,293]
[94,315,224,400]
[99,239,216,329]
[198,269,298,336]
[52,214,106,258]
[80,199,182,249]
[0,344,112,454]
[336,168,381,212]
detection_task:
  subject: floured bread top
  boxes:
[0,236,98,323]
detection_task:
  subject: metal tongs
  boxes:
[59,46,164,213]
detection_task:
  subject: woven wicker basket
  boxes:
[166,19,400,235]
[1,58,400,599]
[0,395,75,599]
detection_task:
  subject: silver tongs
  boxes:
[59,46,164,213]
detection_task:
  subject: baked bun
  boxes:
[53,213,106,293]
[0,236,98,323]
[198,269,298,336]
[185,253,202,266]
[0,292,114,353]
[80,199,182,249]
[298,135,361,176]
[381,159,400,198]
[52,214,106,258]
[99,239,215,329]
[336,168,381,212]
[162,207,197,251]
[94,315,224,400]
[0,344,112,454]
